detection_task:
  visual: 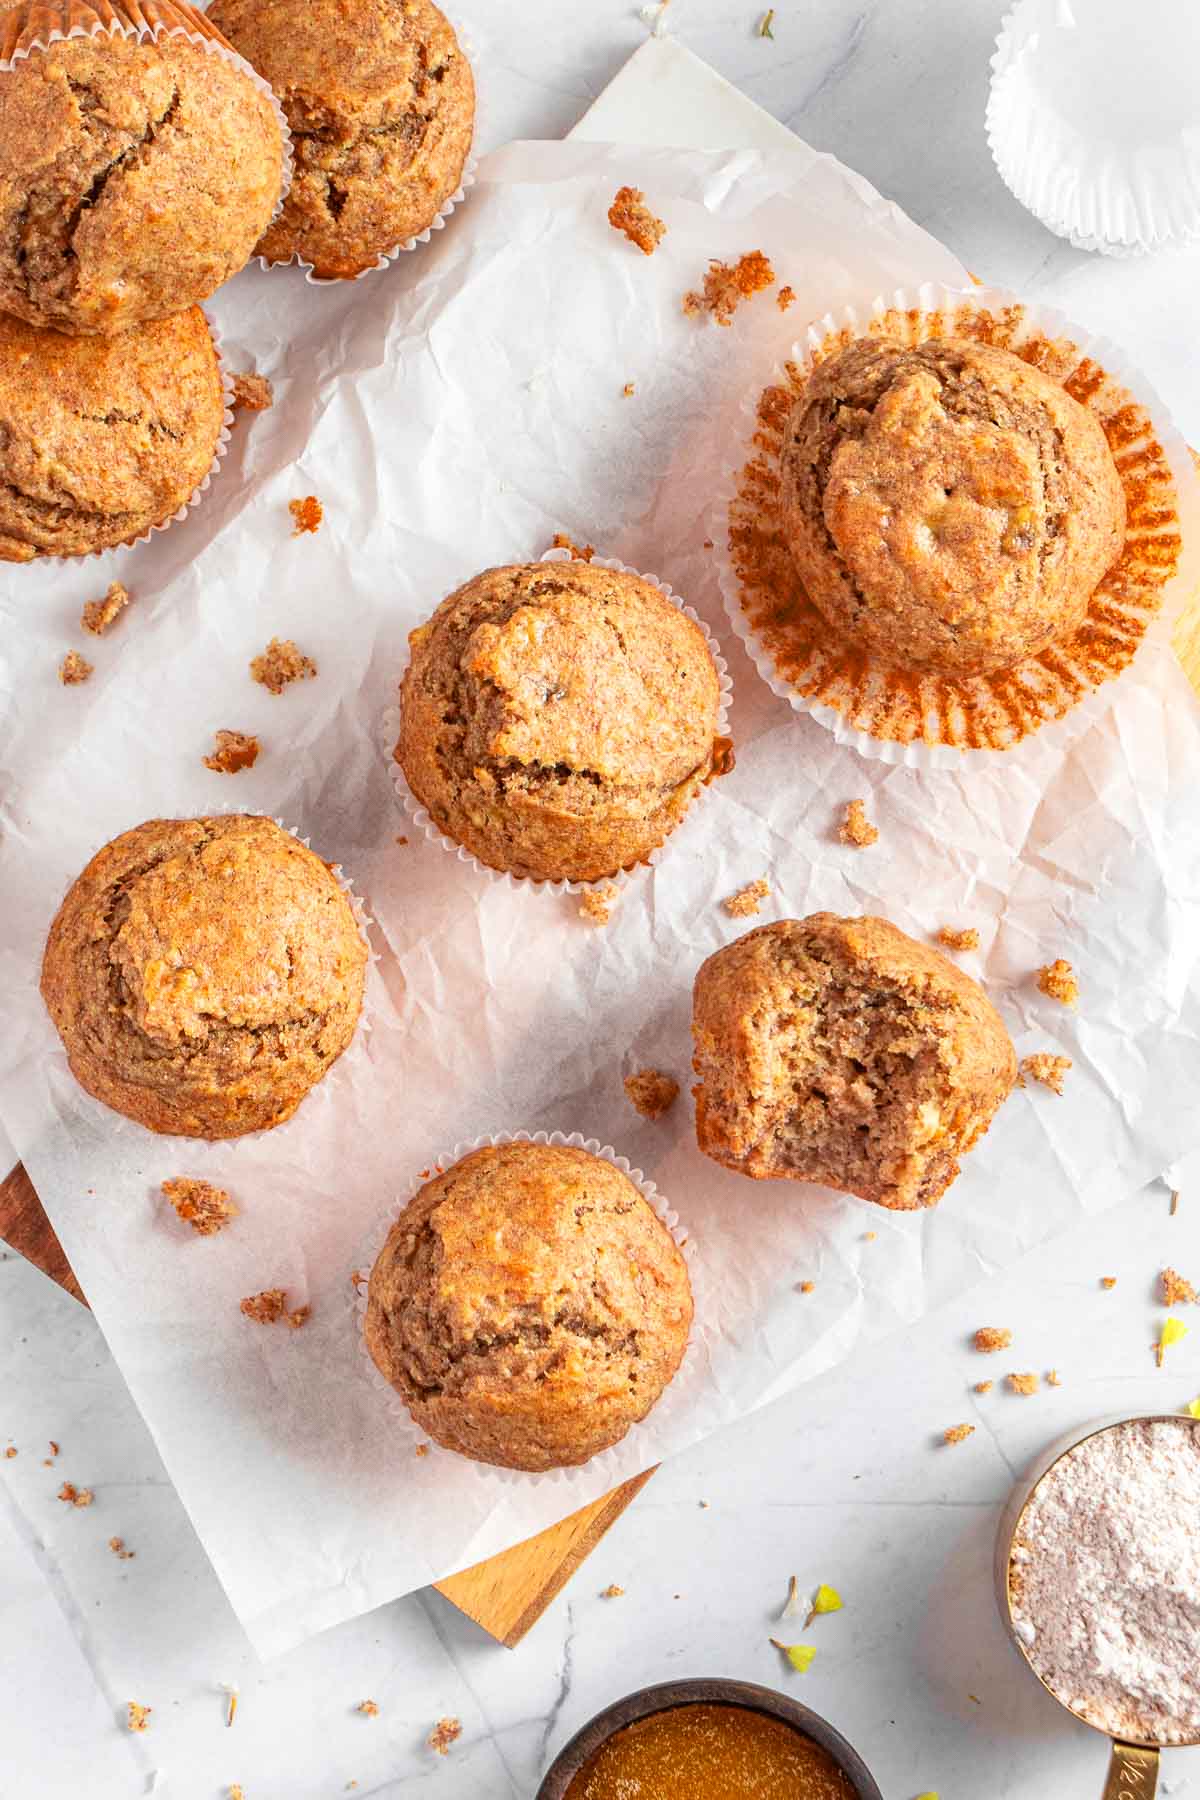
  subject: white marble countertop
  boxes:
[5,3,1200,1797]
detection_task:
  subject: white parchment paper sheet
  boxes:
[1,141,1198,1659]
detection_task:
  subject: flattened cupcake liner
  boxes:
[350,1127,707,1492]
[382,549,734,895]
[715,280,1200,768]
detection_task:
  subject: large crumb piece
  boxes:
[551,531,595,562]
[1021,1053,1071,1095]
[162,1176,238,1237]
[723,877,769,919]
[250,637,317,695]
[1036,959,1079,1007]
[289,495,323,535]
[607,186,666,255]
[624,1068,680,1121]
[974,1380,993,1394]
[127,1703,151,1733]
[579,884,620,926]
[1162,1267,1198,1306]
[683,251,775,326]
[58,1481,94,1507]
[357,1700,379,1718]
[58,649,93,685]
[204,729,260,774]
[974,1327,1012,1353]
[109,1536,135,1559]
[938,926,980,952]
[777,284,796,311]
[231,372,273,413]
[81,581,131,636]
[427,1718,462,1757]
[1007,1372,1040,1396]
[838,798,878,848]
[239,1289,310,1329]
[943,1423,975,1446]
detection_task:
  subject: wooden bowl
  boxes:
[536,1676,884,1798]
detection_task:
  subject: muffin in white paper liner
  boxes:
[350,1128,706,1492]
[383,548,734,895]
[987,0,1200,256]
[715,280,1200,770]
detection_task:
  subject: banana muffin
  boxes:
[692,914,1016,1210]
[41,815,368,1138]
[364,1141,693,1471]
[0,19,286,335]
[395,561,725,884]
[207,0,474,278]
[779,336,1126,676]
[0,307,225,561]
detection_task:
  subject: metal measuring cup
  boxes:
[994,1411,1200,1799]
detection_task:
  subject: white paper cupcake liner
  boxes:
[987,0,1200,256]
[382,548,734,894]
[715,279,1200,770]
[350,1127,706,1493]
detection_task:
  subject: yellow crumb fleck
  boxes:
[108,1537,135,1559]
[623,382,636,397]
[1007,1373,1040,1396]
[58,649,93,686]
[724,877,770,918]
[974,1381,993,1395]
[428,1718,462,1756]
[863,1231,877,1243]
[1020,1053,1071,1094]
[1162,1267,1198,1307]
[231,371,273,412]
[838,799,878,848]
[162,1176,237,1237]
[973,1327,1012,1353]
[579,884,620,926]
[58,1482,94,1506]
[624,1068,680,1120]
[1037,959,1079,1008]
[81,581,131,636]
[250,637,317,695]
[601,1584,625,1598]
[943,1424,975,1446]
[229,1786,245,1800]
[203,729,260,774]
[551,532,595,562]
[1046,1369,1063,1387]
[289,495,323,535]
[938,926,980,952]
[776,284,795,311]
[1101,1276,1117,1290]
[357,1700,379,1718]
[683,251,775,326]
[608,186,667,255]
[127,1703,151,1734]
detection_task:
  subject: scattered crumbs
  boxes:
[428,1718,462,1756]
[607,186,666,256]
[622,381,636,398]
[3,1446,15,1459]
[357,1700,379,1719]
[162,1176,237,1237]
[724,876,770,918]
[776,284,795,311]
[109,1537,135,1559]
[551,531,595,562]
[1020,1053,1071,1094]
[624,1068,680,1120]
[286,1305,311,1331]
[1037,959,1079,1008]
[943,1424,975,1446]
[395,835,409,846]
[1162,1267,1198,1306]
[770,1640,816,1674]
[1007,1373,1040,1396]
[203,729,260,774]
[601,1584,625,1599]
[58,1482,94,1506]
[799,1280,815,1295]
[250,637,317,695]
[683,251,775,326]
[415,1443,430,1458]
[127,1703,152,1734]
[938,926,980,952]
[1157,1317,1189,1367]
[239,1289,309,1328]
[974,1327,1012,1353]
[1101,1276,1118,1290]
[81,580,131,636]
[59,649,93,685]
[579,883,619,926]
[1047,1369,1063,1387]
[289,495,323,535]
[838,798,878,847]
[231,371,273,413]
[974,1381,993,1395]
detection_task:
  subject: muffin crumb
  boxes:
[1101,1276,1117,1290]
[938,926,980,952]
[162,1177,237,1237]
[1047,1369,1063,1387]
[974,1327,1012,1353]
[204,730,260,774]
[415,1443,429,1458]
[240,1289,308,1328]
[607,186,666,256]
[551,532,595,562]
[58,650,93,686]
[109,1536,135,1559]
[428,1718,462,1756]
[601,1583,625,1598]
[623,382,636,397]
[579,884,620,926]
[838,799,878,847]
[723,877,770,918]
[289,496,323,536]
[127,1703,151,1734]
[81,581,131,636]
[250,637,317,695]
[1008,1372,1040,1396]
[943,1423,974,1446]
[799,1280,815,1295]
[777,284,796,311]
[357,1700,379,1719]
[624,1069,680,1120]
[1162,1267,1198,1307]
[974,1380,993,1395]
[1021,1053,1071,1095]
[3,1446,15,1459]
[1037,959,1079,1007]
[231,372,273,413]
[683,251,775,325]
[58,1482,94,1507]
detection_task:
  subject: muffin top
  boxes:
[41,815,368,1138]
[0,306,225,562]
[0,30,285,335]
[365,1141,694,1471]
[396,560,724,883]
[208,0,474,277]
[779,336,1126,675]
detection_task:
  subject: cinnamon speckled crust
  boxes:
[364,1142,693,1472]
[779,337,1126,675]
[692,914,1016,1211]
[396,561,724,883]
[41,815,367,1138]
[208,0,474,278]
[0,307,224,562]
[0,32,284,335]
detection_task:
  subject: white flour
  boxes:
[1010,1418,1200,1743]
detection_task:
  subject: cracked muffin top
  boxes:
[0,306,225,561]
[41,815,368,1138]
[395,561,726,884]
[364,1141,694,1471]
[207,0,474,278]
[0,27,285,335]
[779,336,1126,676]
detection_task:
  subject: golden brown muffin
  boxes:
[207,0,474,278]
[41,815,367,1138]
[0,307,225,562]
[364,1142,693,1471]
[0,25,285,335]
[692,914,1016,1210]
[396,561,725,884]
[779,336,1126,675]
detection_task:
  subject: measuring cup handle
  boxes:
[1103,1741,1159,1799]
